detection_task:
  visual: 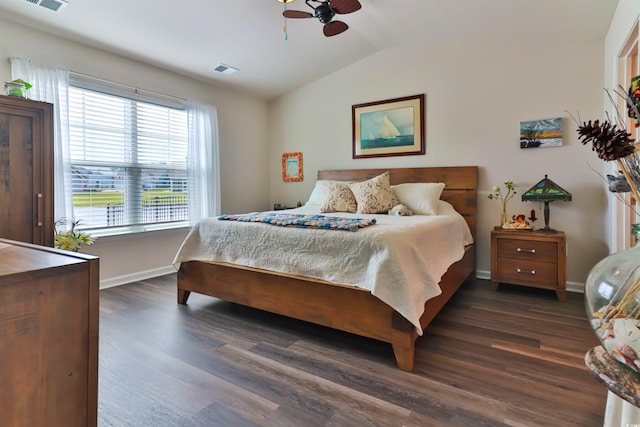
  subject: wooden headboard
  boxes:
[317,166,478,239]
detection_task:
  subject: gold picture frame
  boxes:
[352,94,425,159]
[282,152,303,182]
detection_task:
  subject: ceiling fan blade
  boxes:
[329,0,361,14]
[323,20,348,37]
[283,10,314,18]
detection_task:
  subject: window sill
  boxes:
[87,222,191,241]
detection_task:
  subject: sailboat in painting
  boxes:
[380,115,401,139]
[361,113,414,149]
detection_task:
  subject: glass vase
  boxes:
[585,224,640,376]
[4,81,27,98]
[500,203,508,227]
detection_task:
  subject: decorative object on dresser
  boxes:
[487,180,516,228]
[0,238,99,426]
[491,228,566,302]
[4,79,32,98]
[521,175,572,232]
[174,166,477,371]
[352,94,425,159]
[282,152,303,182]
[0,95,54,246]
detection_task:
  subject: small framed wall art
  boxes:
[352,94,425,159]
[282,152,303,182]
[520,117,563,149]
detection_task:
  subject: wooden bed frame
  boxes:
[177,166,477,371]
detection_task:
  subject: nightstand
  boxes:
[490,229,566,301]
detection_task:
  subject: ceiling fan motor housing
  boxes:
[315,4,335,23]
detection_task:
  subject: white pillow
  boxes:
[391,182,445,215]
[305,180,354,206]
[305,180,331,206]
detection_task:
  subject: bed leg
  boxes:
[391,337,415,372]
[178,288,191,304]
[391,312,416,372]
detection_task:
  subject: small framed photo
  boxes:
[282,152,303,182]
[352,94,425,159]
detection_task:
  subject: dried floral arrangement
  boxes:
[572,87,640,374]
[569,87,640,203]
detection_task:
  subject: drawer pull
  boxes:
[516,268,536,275]
[516,247,536,254]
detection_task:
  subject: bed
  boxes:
[174,166,477,371]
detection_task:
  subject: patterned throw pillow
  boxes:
[320,182,357,213]
[349,172,397,214]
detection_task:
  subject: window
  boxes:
[68,85,189,234]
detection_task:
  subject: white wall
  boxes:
[0,15,619,289]
[0,18,270,286]
[269,37,610,289]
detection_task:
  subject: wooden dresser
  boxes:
[490,229,566,301]
[0,239,99,427]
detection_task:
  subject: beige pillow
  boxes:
[349,172,397,214]
[320,182,357,213]
[391,182,445,215]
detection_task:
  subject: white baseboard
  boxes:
[100,265,176,289]
[475,269,584,294]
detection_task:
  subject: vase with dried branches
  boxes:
[577,86,640,376]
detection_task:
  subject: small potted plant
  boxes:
[4,79,32,98]
[54,218,96,252]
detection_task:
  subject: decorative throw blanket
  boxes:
[218,212,376,232]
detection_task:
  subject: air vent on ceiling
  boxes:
[213,63,239,75]
[25,0,69,13]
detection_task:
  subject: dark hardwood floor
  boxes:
[98,275,606,426]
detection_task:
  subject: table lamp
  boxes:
[521,175,572,232]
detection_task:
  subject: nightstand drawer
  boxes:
[497,238,558,263]
[491,229,566,301]
[496,259,558,286]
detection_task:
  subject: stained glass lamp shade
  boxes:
[521,175,572,232]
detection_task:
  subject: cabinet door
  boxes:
[0,97,53,246]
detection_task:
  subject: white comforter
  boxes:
[172,201,473,335]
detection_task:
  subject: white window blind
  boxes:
[68,85,189,233]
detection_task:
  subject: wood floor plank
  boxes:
[98,276,607,426]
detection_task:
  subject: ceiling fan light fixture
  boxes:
[277,0,295,3]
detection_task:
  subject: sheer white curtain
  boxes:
[186,102,220,224]
[10,57,73,226]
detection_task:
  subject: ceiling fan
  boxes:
[283,0,362,37]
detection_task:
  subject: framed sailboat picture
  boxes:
[352,94,425,159]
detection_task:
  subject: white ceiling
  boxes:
[0,0,619,101]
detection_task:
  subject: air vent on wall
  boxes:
[24,0,69,12]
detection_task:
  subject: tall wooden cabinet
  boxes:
[0,238,98,427]
[0,95,54,246]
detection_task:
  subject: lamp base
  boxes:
[535,226,560,233]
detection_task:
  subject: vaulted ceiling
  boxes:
[0,0,619,100]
